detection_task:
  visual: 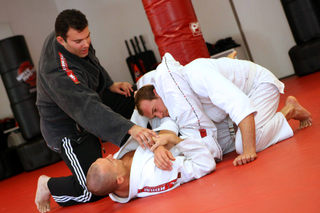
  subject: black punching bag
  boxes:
[281,0,320,44]
[0,35,40,140]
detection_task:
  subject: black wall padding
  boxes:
[17,137,61,172]
[281,0,320,44]
[289,38,320,76]
[0,35,40,140]
[0,147,24,180]
[0,123,6,151]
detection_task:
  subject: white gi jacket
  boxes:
[134,71,179,135]
[179,55,292,153]
[151,53,223,160]
[181,56,284,125]
[109,136,216,203]
[133,68,234,154]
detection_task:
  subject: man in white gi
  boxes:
[86,132,219,203]
[135,53,312,167]
[131,52,237,171]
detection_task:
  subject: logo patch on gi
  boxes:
[59,52,80,84]
[137,173,180,194]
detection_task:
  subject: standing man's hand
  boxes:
[128,125,158,149]
[109,82,133,97]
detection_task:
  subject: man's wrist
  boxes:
[170,135,183,145]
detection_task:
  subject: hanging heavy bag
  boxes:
[141,0,210,65]
[0,35,41,140]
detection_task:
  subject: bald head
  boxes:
[86,162,117,196]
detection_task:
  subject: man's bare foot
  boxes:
[35,175,51,213]
[280,96,312,129]
[228,51,237,59]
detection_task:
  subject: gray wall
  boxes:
[0,0,296,118]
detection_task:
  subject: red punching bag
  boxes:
[142,0,210,65]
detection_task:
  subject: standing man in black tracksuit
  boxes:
[34,9,157,213]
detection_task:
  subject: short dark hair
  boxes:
[55,9,88,41]
[135,85,157,116]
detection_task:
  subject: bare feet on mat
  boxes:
[35,175,51,213]
[280,96,312,129]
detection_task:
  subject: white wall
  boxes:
[233,0,296,78]
[193,0,246,52]
[0,0,59,118]
[0,22,14,118]
[0,0,296,119]
[192,0,250,61]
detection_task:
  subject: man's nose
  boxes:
[82,39,90,47]
[155,112,163,118]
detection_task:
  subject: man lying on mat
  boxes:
[135,52,312,167]
[86,129,220,203]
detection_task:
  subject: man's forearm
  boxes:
[158,130,182,150]
[152,131,182,171]
[151,131,183,152]
[238,113,256,154]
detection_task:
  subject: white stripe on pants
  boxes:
[52,137,92,203]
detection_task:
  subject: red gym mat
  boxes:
[0,72,319,213]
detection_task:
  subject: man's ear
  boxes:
[56,36,66,46]
[116,176,124,185]
[153,88,160,98]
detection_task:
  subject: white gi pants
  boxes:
[235,83,294,154]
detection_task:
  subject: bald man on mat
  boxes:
[86,131,220,203]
